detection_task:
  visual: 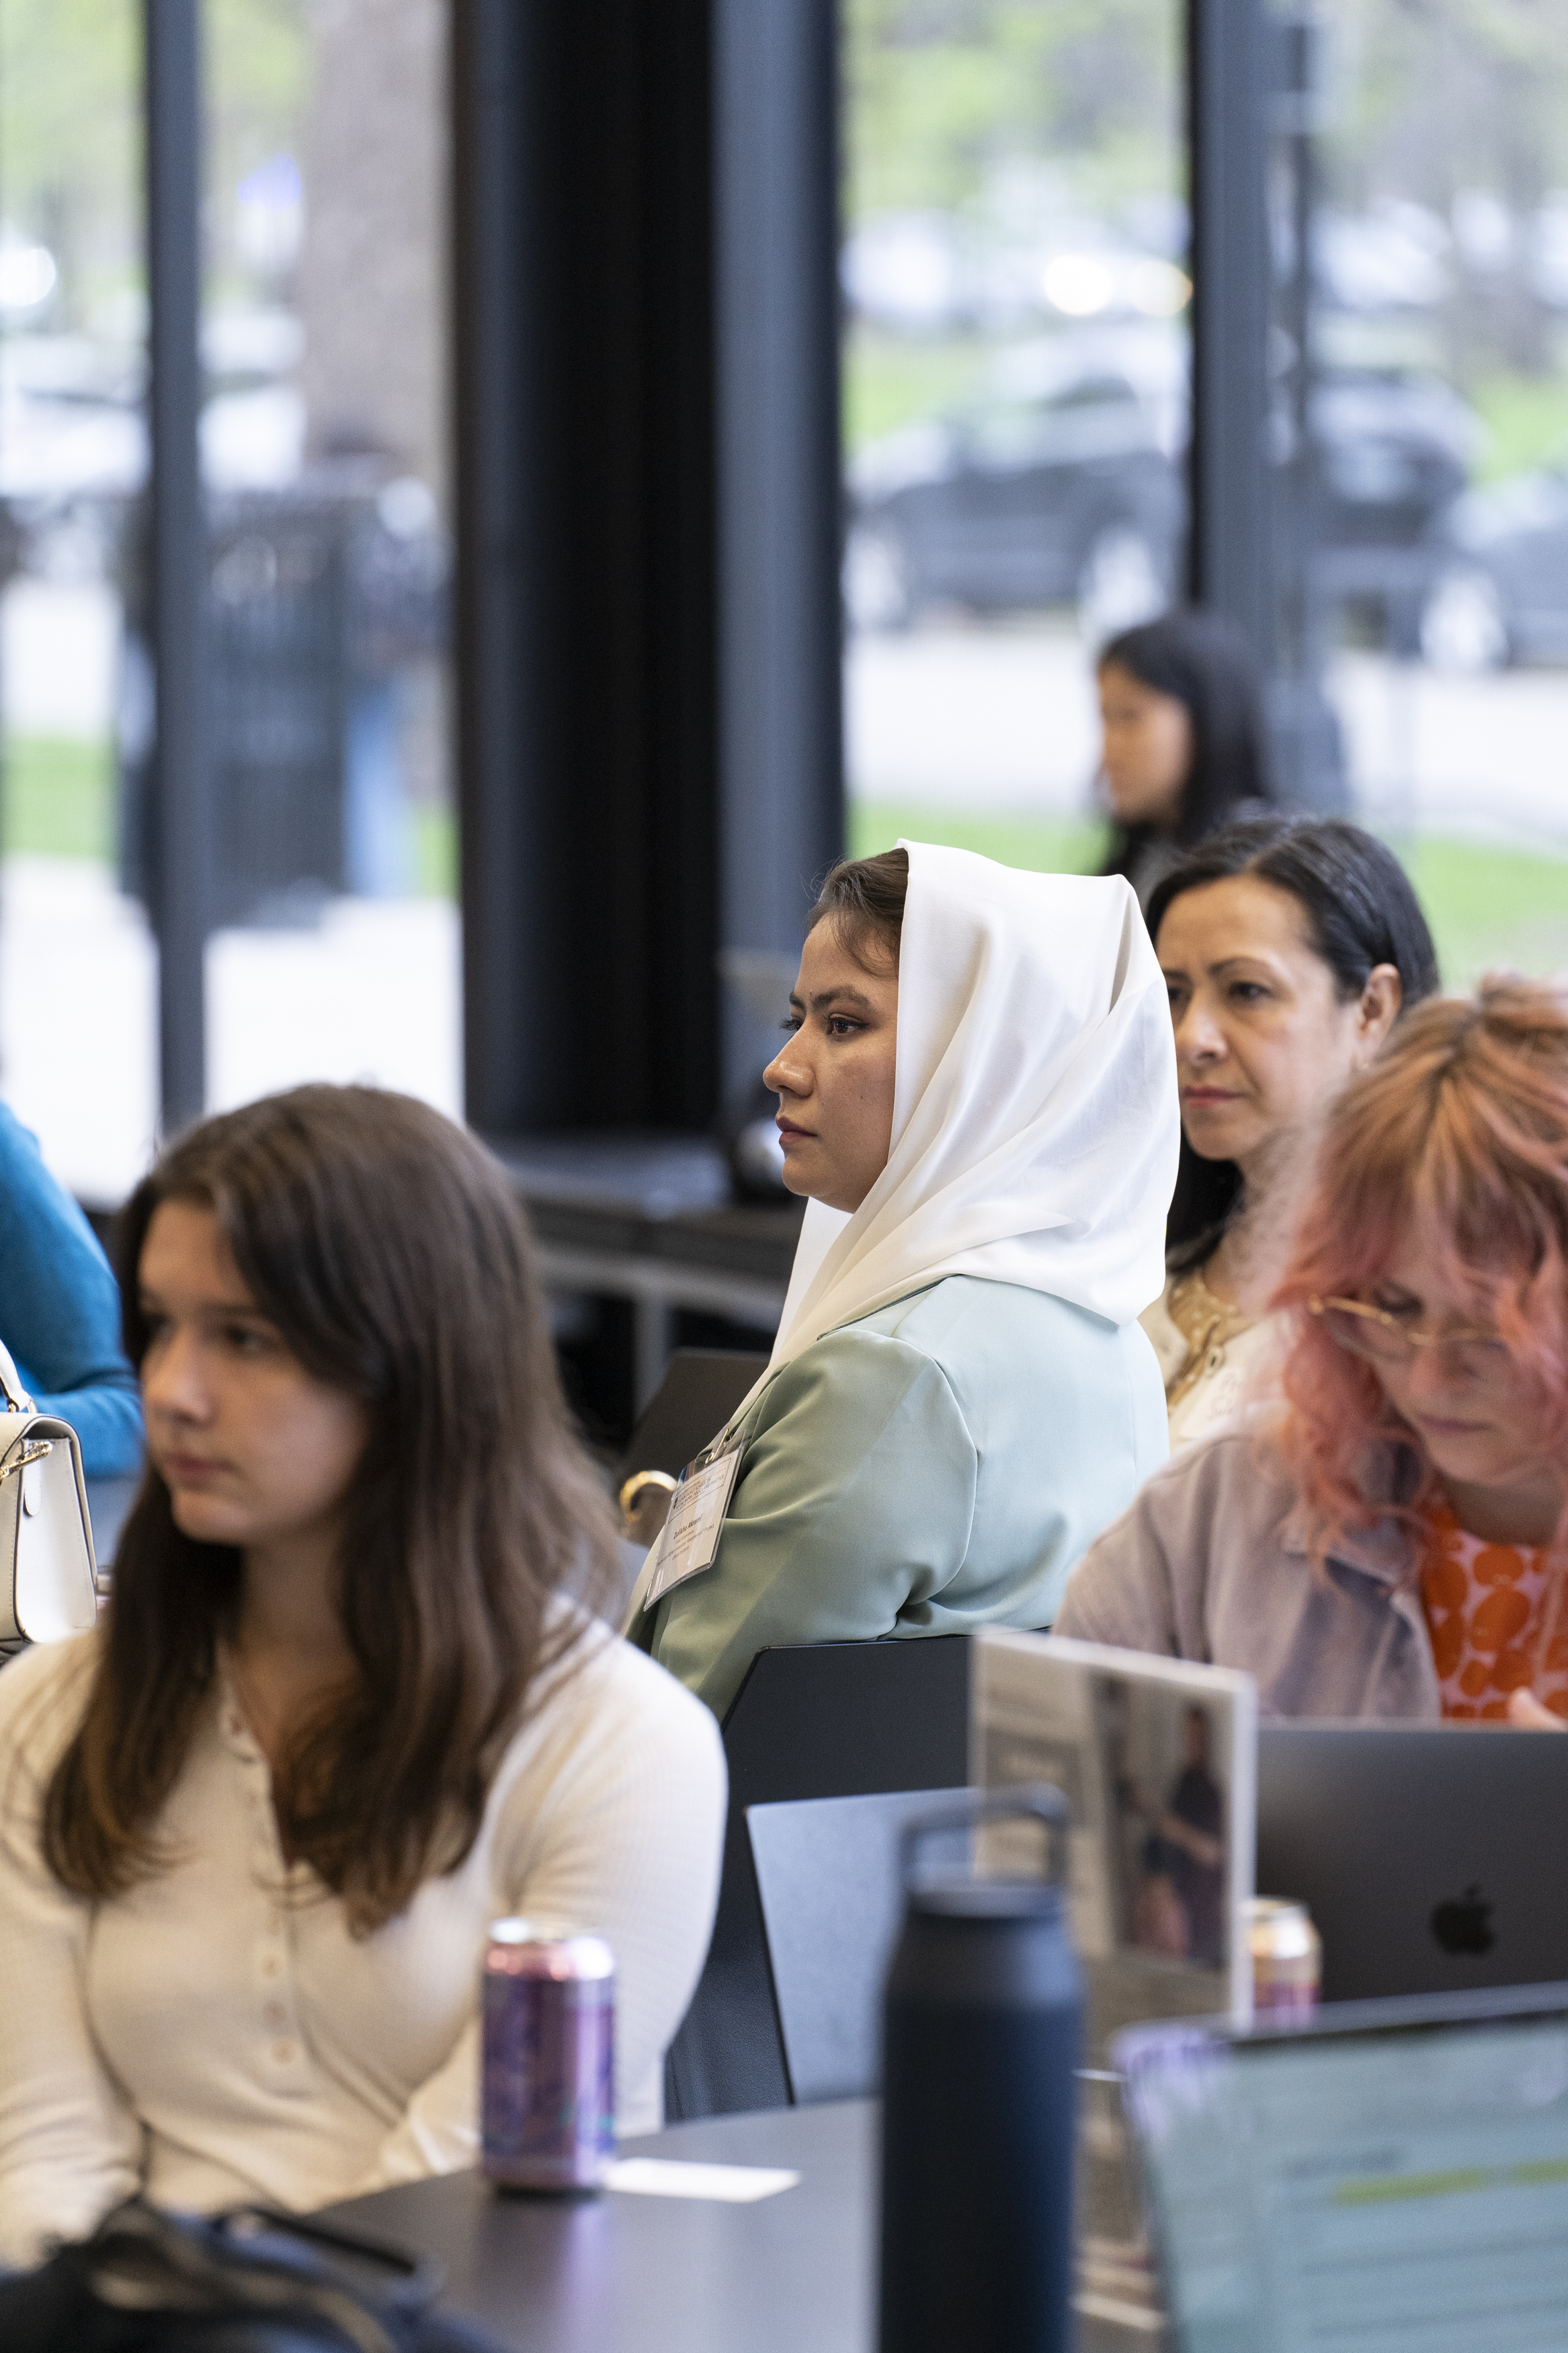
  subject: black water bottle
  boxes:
[878,1785,1083,2353]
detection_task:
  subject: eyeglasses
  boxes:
[1307,1295,1511,1378]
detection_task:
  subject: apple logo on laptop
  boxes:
[1431,1884,1495,1957]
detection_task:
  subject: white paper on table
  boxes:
[603,2158,800,2203]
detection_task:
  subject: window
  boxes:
[841,0,1190,877]
[198,0,458,1123]
[1276,0,1568,984]
[0,1,153,1201]
[0,0,458,1212]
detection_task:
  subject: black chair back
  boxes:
[663,1633,971,2119]
[618,1349,769,1482]
[747,1784,968,2104]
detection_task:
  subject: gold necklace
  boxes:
[1163,1263,1257,1411]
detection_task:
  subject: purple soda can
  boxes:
[481,1918,616,2192]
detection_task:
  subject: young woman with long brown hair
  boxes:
[1058,979,1568,1723]
[0,1086,725,2264]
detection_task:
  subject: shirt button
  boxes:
[272,2040,296,2065]
[261,1955,280,1978]
[264,2000,287,2027]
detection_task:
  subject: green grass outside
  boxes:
[850,798,1109,877]
[844,325,1568,491]
[852,798,1568,994]
[2,735,117,863]
[843,326,991,453]
[413,805,458,899]
[1470,370,1568,484]
[1,733,458,899]
[1398,834,1568,991]
[11,729,1568,980]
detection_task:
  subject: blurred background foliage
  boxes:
[0,0,306,330]
[843,0,1181,221]
[842,0,1568,996]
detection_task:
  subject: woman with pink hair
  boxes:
[1058,978,1568,1725]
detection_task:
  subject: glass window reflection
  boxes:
[0,0,154,1205]
[1277,0,1568,985]
[198,0,458,1123]
[0,0,458,1216]
[841,0,1190,883]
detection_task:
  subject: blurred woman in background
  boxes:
[1143,816,1439,1448]
[1059,980,1568,1726]
[1097,609,1276,907]
[0,1086,725,2264]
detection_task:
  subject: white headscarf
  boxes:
[766,840,1179,1376]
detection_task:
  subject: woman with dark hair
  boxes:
[1097,609,1276,907]
[0,1086,725,2264]
[1141,815,1439,1447]
[1059,980,1568,1727]
[630,840,1179,1717]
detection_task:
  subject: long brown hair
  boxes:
[42,1084,620,1932]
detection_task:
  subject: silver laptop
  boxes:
[1116,1985,1568,2352]
[1257,1725,1568,2003]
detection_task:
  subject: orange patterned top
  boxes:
[1418,1499,1568,1722]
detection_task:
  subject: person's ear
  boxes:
[1354,964,1403,1062]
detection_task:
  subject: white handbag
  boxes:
[0,1339,100,1652]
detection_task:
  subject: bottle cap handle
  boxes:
[900,1782,1071,1894]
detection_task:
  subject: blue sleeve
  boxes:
[0,1107,143,1478]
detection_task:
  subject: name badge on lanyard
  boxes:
[638,1431,745,1612]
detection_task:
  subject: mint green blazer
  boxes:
[632,1275,1169,1719]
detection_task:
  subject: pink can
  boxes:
[1247,1897,1321,2022]
[481,1918,616,2190]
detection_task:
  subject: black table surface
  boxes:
[487,1132,806,1283]
[320,2100,1150,2353]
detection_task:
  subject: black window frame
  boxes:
[134,0,1279,1140]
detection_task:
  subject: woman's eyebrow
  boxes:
[809,986,875,1012]
[140,1289,270,1317]
[1205,954,1284,978]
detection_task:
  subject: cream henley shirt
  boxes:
[0,1621,726,2268]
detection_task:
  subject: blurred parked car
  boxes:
[0,309,309,580]
[845,327,1481,641]
[1419,452,1568,672]
[845,331,1184,640]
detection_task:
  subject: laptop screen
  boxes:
[1118,1999,1568,2352]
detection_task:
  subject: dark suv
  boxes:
[845,326,1480,640]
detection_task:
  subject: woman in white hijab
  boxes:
[630,841,1179,1719]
